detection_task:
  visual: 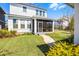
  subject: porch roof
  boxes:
[8,14,32,19]
[8,14,55,21]
[32,16,55,21]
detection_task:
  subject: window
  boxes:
[36,10,38,15]
[40,11,42,16]
[13,19,18,28]
[20,20,25,29]
[27,24,31,29]
[27,20,31,30]
[23,6,27,12]
[36,10,45,16]
[43,11,45,16]
[21,24,25,29]
[13,19,17,23]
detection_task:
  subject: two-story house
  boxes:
[6,3,54,34]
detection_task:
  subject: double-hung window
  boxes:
[20,20,25,29]
[23,6,27,12]
[36,10,45,16]
[36,10,38,15]
[27,20,31,30]
[43,11,45,16]
[40,11,42,16]
[13,19,18,28]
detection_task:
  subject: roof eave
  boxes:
[0,7,6,14]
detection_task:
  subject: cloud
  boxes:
[49,3,59,10]
[49,3,66,10]
[59,5,66,9]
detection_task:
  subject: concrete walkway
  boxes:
[40,35,55,46]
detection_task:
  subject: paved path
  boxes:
[40,35,55,46]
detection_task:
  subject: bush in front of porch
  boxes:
[0,30,16,38]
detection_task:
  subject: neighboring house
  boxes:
[62,16,70,29]
[6,3,54,34]
[54,16,70,30]
[0,7,5,29]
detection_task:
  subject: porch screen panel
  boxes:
[43,21,52,32]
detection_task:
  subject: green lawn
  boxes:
[0,35,46,56]
[47,31,71,41]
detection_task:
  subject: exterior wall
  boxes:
[0,13,5,29]
[62,21,69,27]
[10,3,47,18]
[8,3,54,34]
[62,21,69,29]
[0,22,5,29]
[74,4,79,45]
[8,16,32,33]
[8,17,13,31]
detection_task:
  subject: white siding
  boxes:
[8,17,32,33]
[8,3,48,33]
[8,18,13,31]
[10,3,47,18]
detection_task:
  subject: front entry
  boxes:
[38,21,43,32]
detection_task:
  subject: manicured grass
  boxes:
[47,30,71,41]
[0,35,45,56]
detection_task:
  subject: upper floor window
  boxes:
[43,11,45,16]
[36,10,46,16]
[23,6,27,12]
[40,11,42,16]
[36,10,38,15]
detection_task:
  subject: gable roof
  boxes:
[0,7,5,14]
[17,3,47,11]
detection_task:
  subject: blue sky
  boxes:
[0,3,74,19]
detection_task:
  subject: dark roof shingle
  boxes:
[0,7,5,14]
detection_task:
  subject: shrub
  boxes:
[0,30,9,38]
[10,30,16,36]
[69,17,74,32]
[47,41,79,56]
[23,32,33,35]
[66,34,74,43]
[0,30,16,38]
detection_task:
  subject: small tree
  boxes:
[57,18,63,30]
[69,17,74,33]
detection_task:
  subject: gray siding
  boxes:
[0,13,5,29]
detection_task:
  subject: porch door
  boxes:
[38,21,43,32]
